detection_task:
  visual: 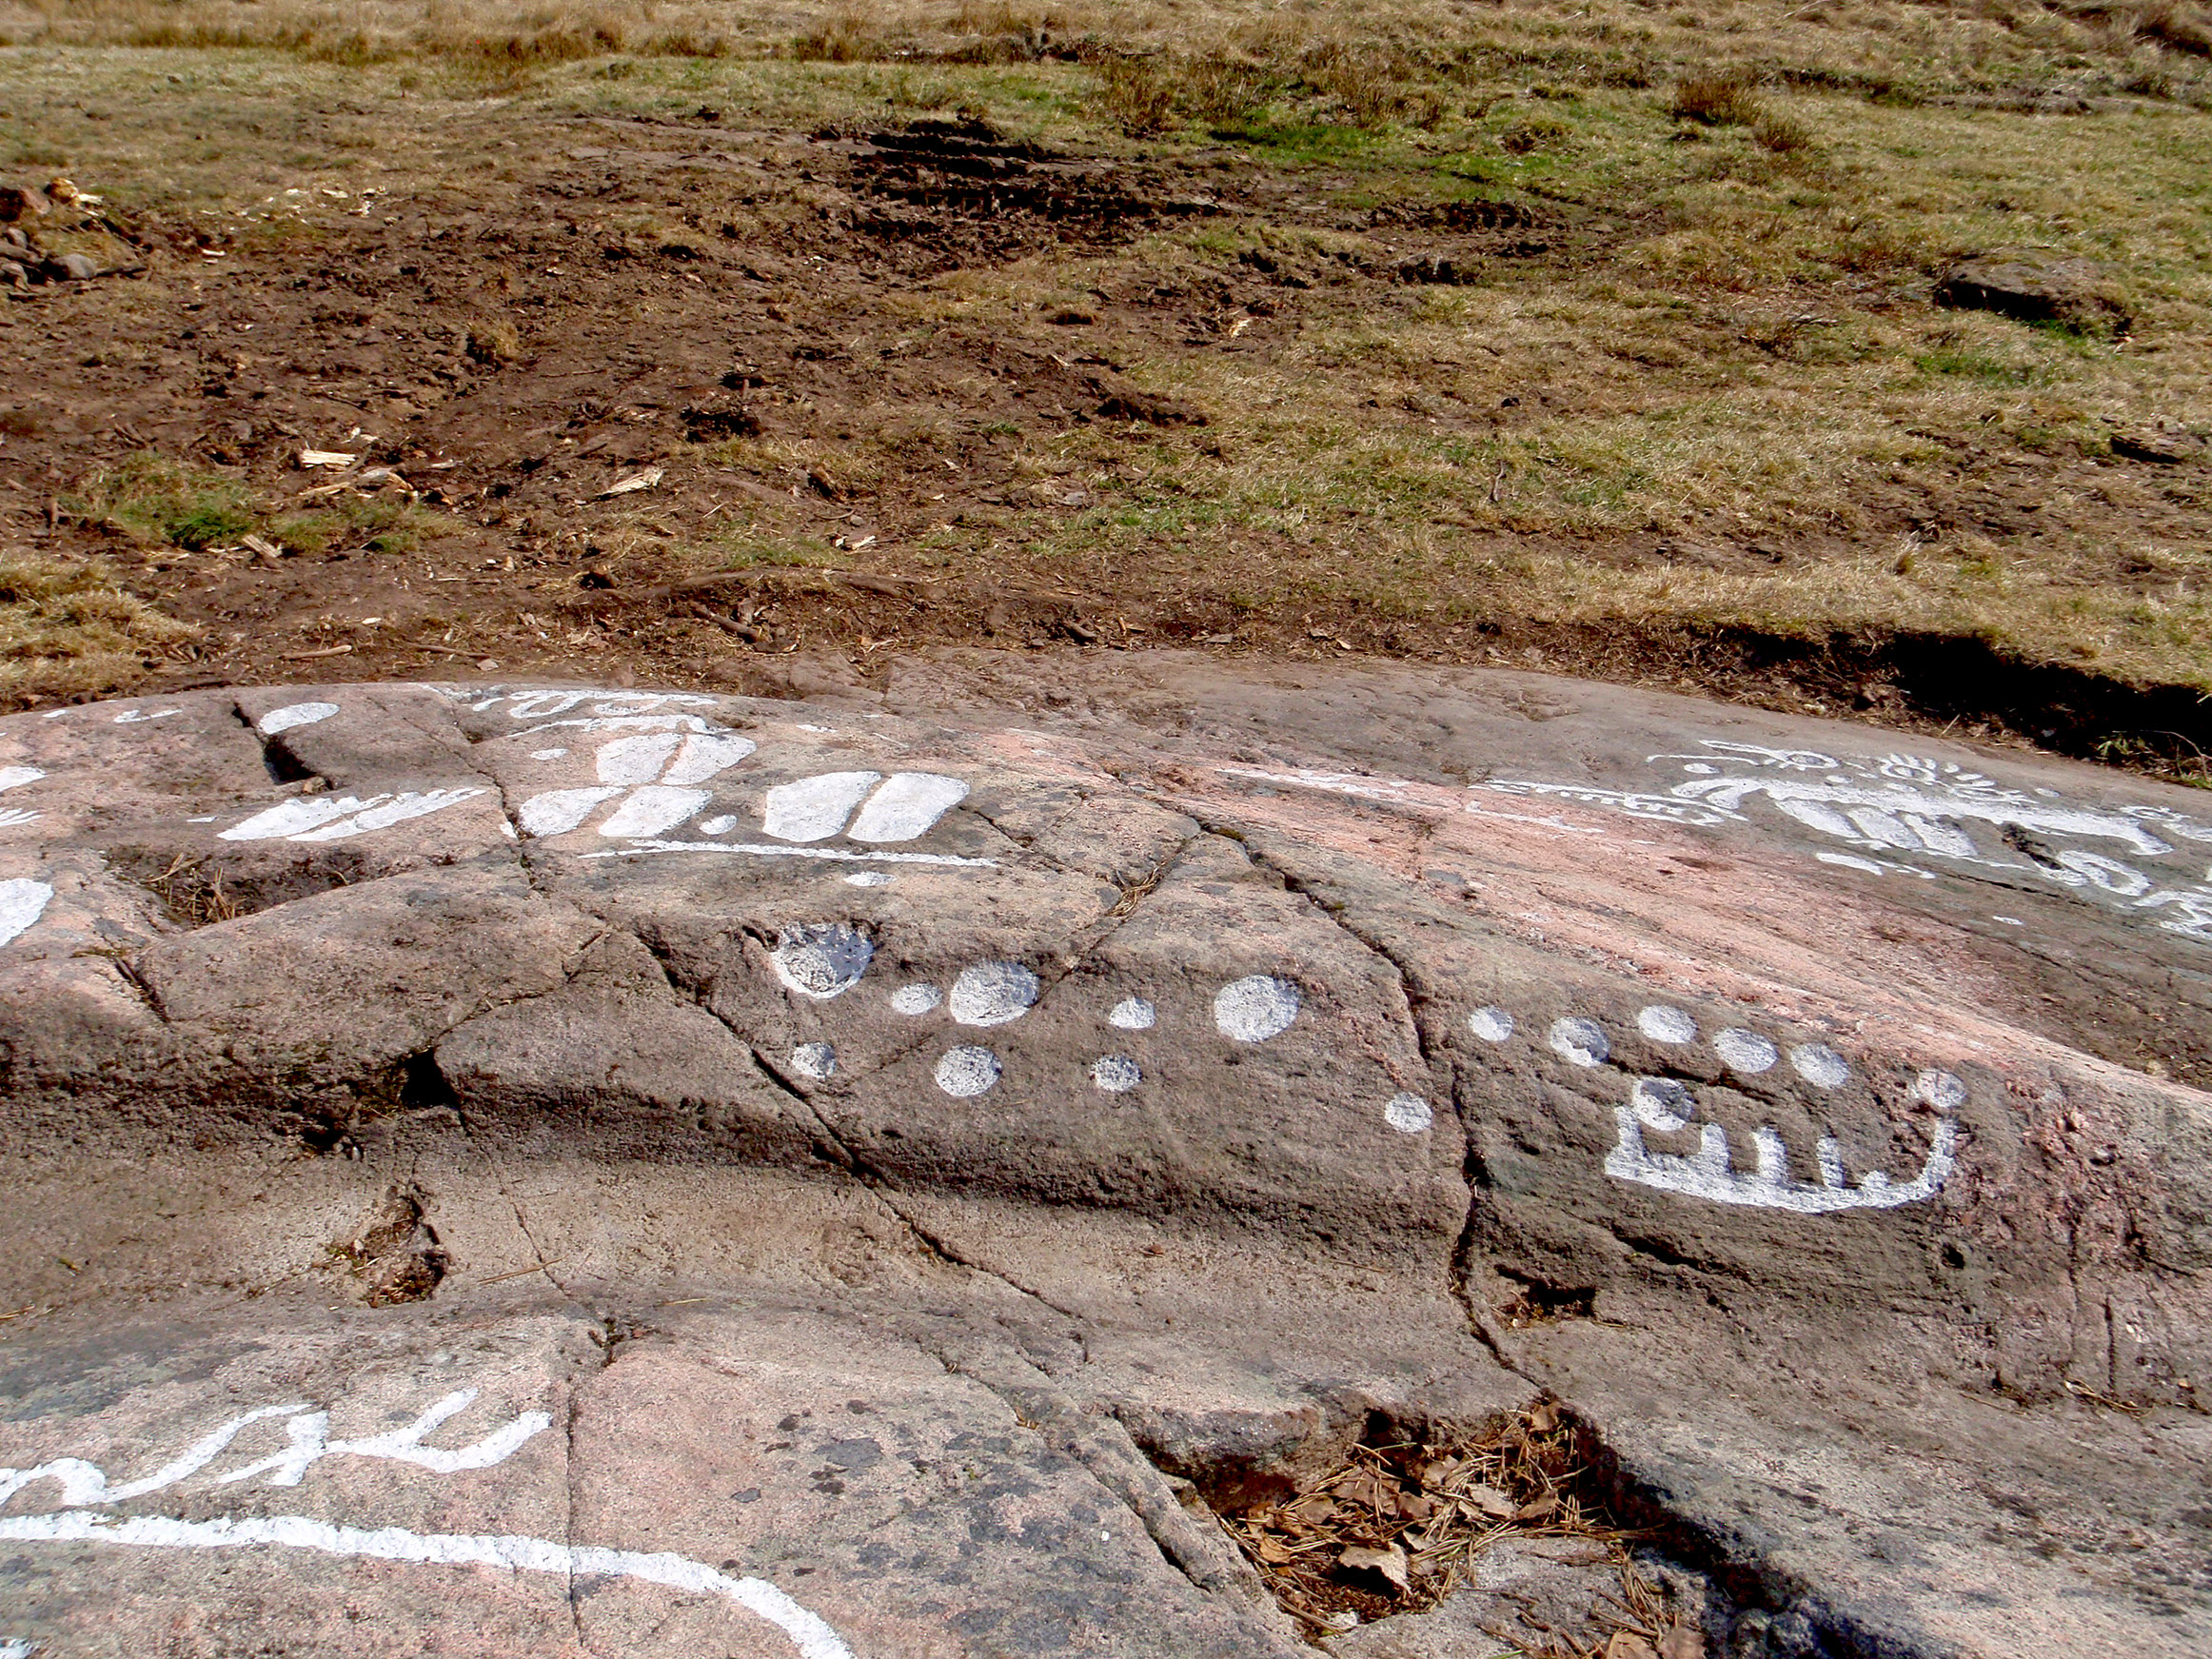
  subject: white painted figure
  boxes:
[0,1383,852,1659]
[256,701,339,736]
[221,789,489,844]
[1605,1071,1963,1214]
[0,879,51,950]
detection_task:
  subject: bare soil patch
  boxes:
[0,30,2207,776]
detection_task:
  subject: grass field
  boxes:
[0,0,2206,770]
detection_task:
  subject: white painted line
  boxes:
[0,1511,853,1659]
[581,842,997,868]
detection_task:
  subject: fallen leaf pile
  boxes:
[1215,1403,1708,1657]
[1219,1401,1602,1631]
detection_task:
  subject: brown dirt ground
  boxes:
[4,99,2207,771]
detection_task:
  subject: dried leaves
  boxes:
[1217,1403,1607,1634]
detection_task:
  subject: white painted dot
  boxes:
[844,871,892,887]
[187,815,215,823]
[1992,915,2024,927]
[1913,1069,1967,1111]
[258,701,339,735]
[699,815,739,836]
[936,1046,1001,1097]
[1549,1017,1609,1068]
[1215,975,1300,1043]
[890,983,941,1016]
[770,923,874,999]
[1713,1028,1778,1074]
[1468,1006,1514,1043]
[1108,997,1155,1031]
[1790,1044,1851,1088]
[790,1041,837,1080]
[1636,1005,1697,1045]
[531,747,569,760]
[950,960,1040,1027]
[1630,1076,1694,1132]
[1383,1093,1432,1134]
[1092,1056,1141,1093]
[797,723,835,733]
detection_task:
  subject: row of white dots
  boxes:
[1468,1003,1853,1088]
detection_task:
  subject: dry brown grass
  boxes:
[0,555,200,708]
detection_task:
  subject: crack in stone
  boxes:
[913,1340,1304,1653]
[737,1040,1092,1324]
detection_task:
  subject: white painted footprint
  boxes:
[517,718,758,839]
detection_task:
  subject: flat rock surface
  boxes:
[1,656,2207,1658]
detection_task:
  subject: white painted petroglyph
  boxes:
[847,774,969,843]
[1913,1069,1968,1111]
[113,708,183,724]
[1791,1045,1851,1088]
[0,1391,546,1510]
[845,872,892,887]
[791,1042,838,1081]
[891,984,942,1016]
[0,766,43,793]
[1629,1076,1694,1132]
[1637,1006,1697,1045]
[1108,997,1156,1032]
[771,925,874,999]
[1469,1006,1514,1043]
[0,808,37,830]
[661,733,757,787]
[1092,1056,1141,1093]
[950,961,1040,1027]
[1,879,54,949]
[761,771,968,845]
[455,687,721,721]
[515,728,754,839]
[700,815,739,836]
[1549,1017,1609,1068]
[0,1636,30,1657]
[1713,1029,1778,1075]
[595,732,687,786]
[220,790,488,844]
[1232,736,2212,946]
[1215,976,1300,1042]
[257,702,339,736]
[1606,1076,1960,1215]
[531,748,569,760]
[583,841,997,869]
[764,773,882,842]
[936,1046,1002,1096]
[520,787,622,837]
[1384,1093,1433,1134]
[599,786,710,839]
[0,1513,854,1659]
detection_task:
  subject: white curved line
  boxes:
[0,1511,854,1659]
